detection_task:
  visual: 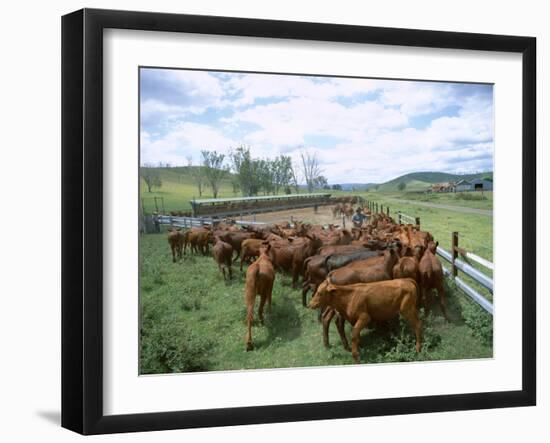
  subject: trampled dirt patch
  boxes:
[238,204,352,227]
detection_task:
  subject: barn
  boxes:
[455,179,473,192]
[470,178,493,191]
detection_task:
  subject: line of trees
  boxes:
[142,146,329,198]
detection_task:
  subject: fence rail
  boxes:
[436,238,494,315]
[156,215,268,229]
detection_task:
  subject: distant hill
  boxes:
[376,171,493,192]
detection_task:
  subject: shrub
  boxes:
[140,314,212,374]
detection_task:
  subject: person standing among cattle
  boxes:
[352,207,368,228]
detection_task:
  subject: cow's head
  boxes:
[308,280,336,310]
[427,241,438,254]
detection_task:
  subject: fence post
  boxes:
[380,204,384,214]
[161,197,165,215]
[415,217,421,229]
[342,214,346,229]
[398,211,402,224]
[154,197,159,213]
[451,231,459,278]
[387,206,390,216]
[376,203,379,213]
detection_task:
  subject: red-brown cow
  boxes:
[245,243,275,351]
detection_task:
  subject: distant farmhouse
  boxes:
[428,177,493,193]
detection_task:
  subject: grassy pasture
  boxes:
[139,231,493,374]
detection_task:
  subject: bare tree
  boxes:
[140,165,162,193]
[201,150,227,199]
[300,150,323,193]
[186,155,204,197]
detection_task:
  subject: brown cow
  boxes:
[212,237,233,281]
[187,227,213,255]
[327,248,398,286]
[245,243,275,351]
[309,278,422,363]
[418,241,449,320]
[167,228,184,263]
[268,234,323,288]
[240,238,266,271]
[393,246,422,284]
[218,231,256,261]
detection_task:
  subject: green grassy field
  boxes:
[140,167,493,213]
[139,232,493,374]
[370,190,493,211]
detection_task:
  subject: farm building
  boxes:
[470,178,493,191]
[190,193,332,217]
[455,179,473,192]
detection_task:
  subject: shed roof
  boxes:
[190,193,332,205]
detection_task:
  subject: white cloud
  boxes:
[140,69,494,183]
[140,122,239,166]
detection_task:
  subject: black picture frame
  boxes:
[61,8,536,435]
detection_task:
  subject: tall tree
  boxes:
[186,155,204,197]
[300,150,323,193]
[230,146,260,196]
[201,150,227,199]
[140,165,162,193]
[273,155,294,194]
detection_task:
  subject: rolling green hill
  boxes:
[377,171,493,192]
[140,167,238,213]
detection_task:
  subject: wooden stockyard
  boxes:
[190,193,332,217]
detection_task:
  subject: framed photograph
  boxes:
[62,8,536,435]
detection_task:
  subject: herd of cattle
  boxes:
[166,205,448,363]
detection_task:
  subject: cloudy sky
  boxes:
[140,68,494,184]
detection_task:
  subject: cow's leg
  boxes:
[232,248,240,262]
[351,314,369,363]
[301,280,310,307]
[227,262,233,280]
[240,252,245,272]
[322,308,335,348]
[335,314,350,351]
[258,294,267,324]
[220,265,226,281]
[437,283,450,321]
[401,295,422,353]
[171,246,176,263]
[245,299,255,351]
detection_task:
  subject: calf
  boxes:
[418,241,449,320]
[245,244,275,351]
[392,245,422,284]
[212,237,233,281]
[309,278,422,363]
[218,231,256,261]
[240,238,265,271]
[167,228,184,263]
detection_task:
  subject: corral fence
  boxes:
[144,214,267,233]
[396,211,494,315]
